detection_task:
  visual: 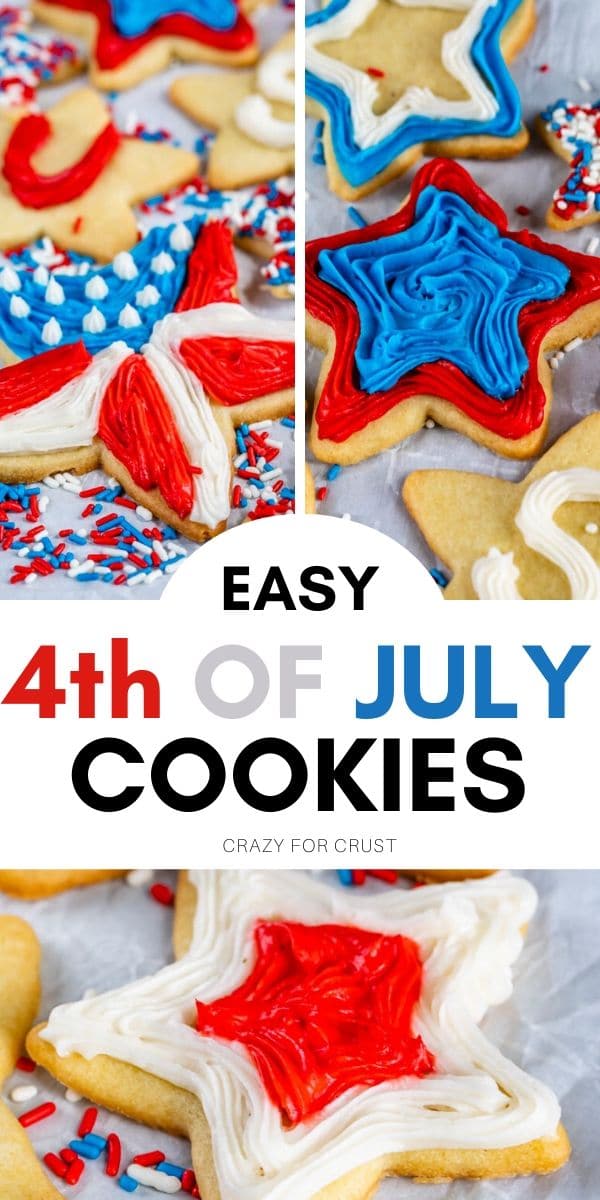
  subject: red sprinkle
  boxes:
[78,1106,98,1137]
[19,1101,56,1127]
[366,66,385,78]
[60,1148,78,1165]
[43,1152,68,1179]
[515,204,531,216]
[132,1150,165,1167]
[149,882,174,907]
[316,486,328,501]
[72,215,84,233]
[16,1056,35,1073]
[106,1132,122,1177]
[538,63,549,72]
[182,1168,198,1192]
[65,1157,85,1185]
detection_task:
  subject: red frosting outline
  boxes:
[195,919,434,1127]
[37,0,256,69]
[306,159,600,444]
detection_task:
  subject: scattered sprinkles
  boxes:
[232,419,295,519]
[541,98,600,222]
[338,870,399,886]
[0,7,81,110]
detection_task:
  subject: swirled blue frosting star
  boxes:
[317,186,570,399]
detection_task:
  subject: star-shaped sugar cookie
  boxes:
[0,871,127,899]
[171,30,294,190]
[306,0,534,199]
[307,159,600,464]
[28,870,569,1200]
[404,413,600,599]
[32,0,264,91]
[0,917,60,1200]
[0,88,198,261]
[0,221,294,540]
[538,97,600,231]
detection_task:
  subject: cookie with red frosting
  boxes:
[0,88,198,262]
[307,159,600,463]
[0,221,294,542]
[27,870,569,1199]
[32,0,265,91]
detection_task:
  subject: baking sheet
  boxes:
[0,2,295,600]
[306,0,600,577]
[0,869,598,1198]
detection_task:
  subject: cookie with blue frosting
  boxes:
[306,0,535,199]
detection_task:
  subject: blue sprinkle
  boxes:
[69,1139,102,1159]
[280,416,295,428]
[326,464,341,481]
[68,534,87,545]
[280,488,295,500]
[235,430,246,454]
[337,870,354,886]
[118,1177,138,1193]
[347,205,367,228]
[430,568,449,588]
[83,1134,107,1150]
[74,573,101,583]
[312,144,326,165]
[156,1163,185,1178]
[314,120,325,138]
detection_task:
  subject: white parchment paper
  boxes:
[0,870,598,1198]
[306,0,600,579]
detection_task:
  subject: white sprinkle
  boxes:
[151,251,175,275]
[43,475,60,488]
[261,468,282,482]
[136,284,160,308]
[549,355,560,369]
[62,481,82,493]
[564,336,583,352]
[39,496,49,513]
[33,265,49,286]
[248,419,273,430]
[45,277,65,305]
[83,306,106,334]
[41,317,62,345]
[9,294,30,318]
[585,522,599,534]
[0,265,21,292]
[126,572,148,586]
[65,1088,82,1103]
[24,573,36,585]
[85,274,109,301]
[113,251,138,281]
[136,505,153,520]
[17,546,29,557]
[587,236,600,255]
[126,868,154,887]
[425,418,435,429]
[118,303,141,328]
[152,539,168,561]
[169,223,193,252]
[10,1085,37,1104]
[578,77,592,92]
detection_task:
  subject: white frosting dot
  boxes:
[85,274,109,301]
[33,265,49,286]
[112,251,138,280]
[82,306,106,334]
[9,294,30,318]
[0,265,21,292]
[45,277,65,305]
[42,317,62,345]
[118,303,141,328]
[136,284,160,308]
[151,251,176,275]
[585,522,599,534]
[169,223,193,252]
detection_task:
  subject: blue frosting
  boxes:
[0,220,201,358]
[317,187,571,398]
[306,0,524,188]
[108,0,237,37]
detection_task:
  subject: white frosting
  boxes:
[151,251,176,275]
[41,871,561,1200]
[136,284,160,308]
[306,0,502,151]
[45,277,65,306]
[85,275,109,301]
[235,43,294,149]
[41,316,61,345]
[82,306,106,334]
[118,303,141,329]
[170,223,194,252]
[0,265,21,292]
[0,343,131,453]
[9,295,30,318]
[113,251,138,281]
[472,468,600,599]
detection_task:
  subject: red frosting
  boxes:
[99,355,197,520]
[3,112,120,209]
[195,920,434,1126]
[306,159,600,444]
[177,222,295,406]
[38,0,255,69]
[0,342,92,415]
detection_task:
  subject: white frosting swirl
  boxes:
[235,43,294,149]
[41,871,561,1200]
[472,468,600,599]
[306,0,501,151]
